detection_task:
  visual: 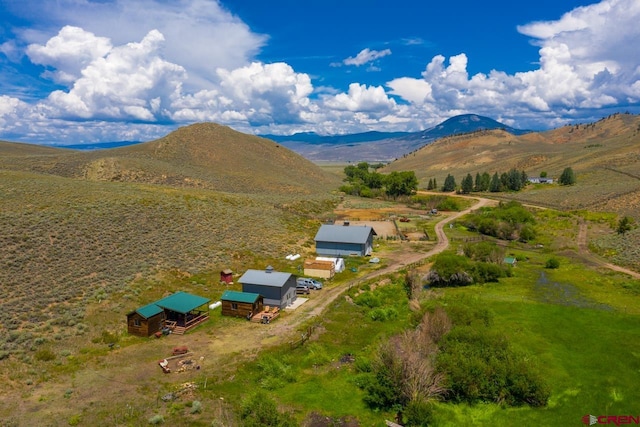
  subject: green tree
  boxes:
[489,172,502,192]
[366,171,384,189]
[540,171,547,178]
[427,178,434,190]
[559,167,576,185]
[617,216,634,234]
[461,173,474,194]
[442,174,456,192]
[385,171,418,198]
[507,168,522,191]
[478,172,491,192]
[500,172,509,189]
[474,172,482,192]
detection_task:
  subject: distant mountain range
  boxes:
[261,114,532,162]
[263,114,529,146]
[58,141,142,150]
[46,114,530,162]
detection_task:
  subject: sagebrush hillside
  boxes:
[385,113,640,217]
[0,122,340,195]
[0,123,340,357]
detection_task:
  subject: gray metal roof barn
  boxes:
[314,224,376,256]
[238,267,297,309]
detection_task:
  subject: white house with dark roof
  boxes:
[314,223,376,257]
[528,177,554,184]
[238,266,297,308]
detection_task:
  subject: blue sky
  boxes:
[0,0,639,144]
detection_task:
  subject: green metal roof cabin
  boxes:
[127,291,211,337]
[220,290,264,318]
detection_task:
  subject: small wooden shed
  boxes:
[303,259,335,279]
[220,290,263,318]
[127,302,166,337]
[220,269,234,284]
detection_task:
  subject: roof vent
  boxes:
[265,265,274,273]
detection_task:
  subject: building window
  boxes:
[231,303,238,310]
[134,318,141,327]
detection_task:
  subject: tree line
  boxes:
[428,167,576,194]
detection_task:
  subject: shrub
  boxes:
[354,292,382,308]
[257,355,296,389]
[240,391,297,427]
[34,348,56,362]
[148,414,164,425]
[369,307,399,322]
[436,304,550,407]
[404,400,433,427]
[545,258,560,269]
[190,400,202,414]
[426,253,473,287]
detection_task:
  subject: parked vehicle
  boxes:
[296,283,310,294]
[297,277,323,290]
[309,279,323,290]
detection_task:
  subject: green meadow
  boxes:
[209,211,640,426]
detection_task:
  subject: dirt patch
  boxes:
[342,219,397,238]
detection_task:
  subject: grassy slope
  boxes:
[0,123,340,358]
[0,122,341,195]
[385,113,640,217]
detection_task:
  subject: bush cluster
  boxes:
[341,162,418,198]
[437,316,550,407]
[425,252,512,288]
[463,201,537,242]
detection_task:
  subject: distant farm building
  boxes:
[528,177,554,184]
[316,256,346,273]
[126,291,211,337]
[220,269,234,284]
[220,290,263,318]
[303,259,335,279]
[314,224,376,256]
[238,266,297,309]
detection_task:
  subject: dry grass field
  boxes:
[0,124,341,363]
[385,113,640,217]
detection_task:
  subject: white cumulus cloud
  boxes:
[45,30,186,121]
[324,83,397,112]
[387,0,640,128]
[26,26,112,84]
[1,0,640,142]
[343,48,392,67]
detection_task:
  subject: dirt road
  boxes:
[260,195,494,343]
[577,219,640,279]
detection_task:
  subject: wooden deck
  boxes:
[164,313,209,335]
[250,306,280,324]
